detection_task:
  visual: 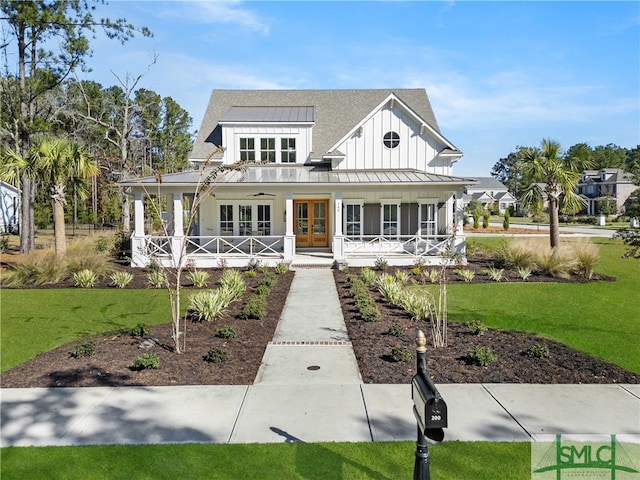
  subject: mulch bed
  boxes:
[1,257,637,388]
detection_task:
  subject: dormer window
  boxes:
[281,138,296,163]
[261,138,276,163]
[383,131,400,149]
[240,138,255,161]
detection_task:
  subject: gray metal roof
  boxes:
[190,89,444,161]
[219,106,315,123]
[121,165,473,189]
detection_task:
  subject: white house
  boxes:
[121,89,473,268]
[463,177,516,214]
[0,180,19,234]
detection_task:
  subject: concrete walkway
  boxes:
[1,267,639,447]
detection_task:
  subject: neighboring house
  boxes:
[0,180,19,234]
[121,89,472,268]
[463,177,516,214]
[577,168,637,215]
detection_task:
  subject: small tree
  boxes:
[130,152,246,354]
[503,209,510,231]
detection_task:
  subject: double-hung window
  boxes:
[240,138,255,161]
[281,138,296,163]
[261,138,276,163]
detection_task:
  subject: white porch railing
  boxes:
[142,235,285,260]
[343,235,453,258]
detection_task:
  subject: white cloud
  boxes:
[155,1,270,34]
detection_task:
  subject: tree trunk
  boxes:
[549,197,560,249]
[19,176,35,255]
[52,184,67,258]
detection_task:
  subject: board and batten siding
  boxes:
[334,104,450,174]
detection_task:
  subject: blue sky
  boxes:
[78,1,639,176]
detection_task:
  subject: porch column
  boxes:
[454,190,466,258]
[131,192,148,267]
[284,192,295,261]
[333,192,344,260]
[171,191,184,268]
[172,192,184,237]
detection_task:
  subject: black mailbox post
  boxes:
[412,329,447,480]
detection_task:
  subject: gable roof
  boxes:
[190,89,445,162]
[466,177,509,192]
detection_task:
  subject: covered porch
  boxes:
[125,165,470,268]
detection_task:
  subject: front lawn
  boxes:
[0,441,530,480]
[446,238,640,373]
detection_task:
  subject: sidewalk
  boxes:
[1,269,639,447]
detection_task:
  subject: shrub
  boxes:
[526,344,550,359]
[388,324,406,337]
[466,319,488,335]
[391,346,411,363]
[360,303,381,322]
[246,259,261,272]
[130,323,149,337]
[239,294,267,319]
[132,353,160,370]
[66,240,113,277]
[275,261,289,274]
[258,271,277,288]
[0,235,9,254]
[517,266,532,281]
[146,270,166,288]
[535,246,576,279]
[465,347,497,366]
[454,268,475,282]
[373,257,388,271]
[216,326,237,339]
[359,267,377,285]
[71,340,96,358]
[482,267,504,282]
[482,210,490,228]
[499,239,538,270]
[73,269,98,288]
[216,258,228,270]
[219,269,246,301]
[472,210,480,229]
[400,291,431,322]
[571,240,600,279]
[110,271,133,288]
[245,269,257,278]
[94,236,111,253]
[254,283,271,297]
[2,248,66,287]
[376,273,403,305]
[189,290,228,322]
[394,269,410,285]
[503,209,510,231]
[204,347,228,363]
[424,269,440,284]
[188,270,210,288]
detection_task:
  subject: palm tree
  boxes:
[521,139,592,248]
[0,138,98,258]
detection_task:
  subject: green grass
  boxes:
[446,238,640,373]
[0,289,193,373]
[0,441,530,480]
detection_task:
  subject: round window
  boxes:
[383,131,400,149]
